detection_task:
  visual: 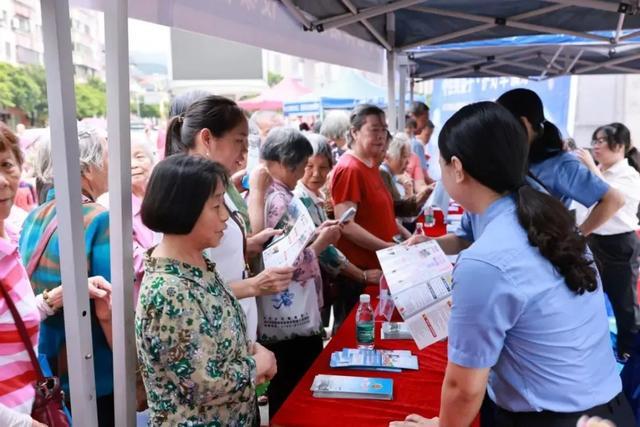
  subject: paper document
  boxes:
[262,197,316,268]
[376,240,454,349]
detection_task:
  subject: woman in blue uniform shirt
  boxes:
[391,102,633,427]
[429,89,624,256]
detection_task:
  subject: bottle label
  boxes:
[356,322,375,344]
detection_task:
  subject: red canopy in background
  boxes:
[238,77,312,111]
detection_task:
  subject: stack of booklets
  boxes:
[381,322,413,340]
[310,374,393,400]
[329,348,418,372]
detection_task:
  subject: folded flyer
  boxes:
[376,240,454,349]
[330,348,418,372]
[381,322,413,340]
[310,374,393,400]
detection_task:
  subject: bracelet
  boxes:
[362,270,368,284]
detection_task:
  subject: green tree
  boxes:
[0,62,18,109]
[75,77,106,118]
[23,65,48,125]
[267,71,283,87]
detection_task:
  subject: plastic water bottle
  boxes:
[356,294,375,349]
[424,206,436,228]
[415,222,424,236]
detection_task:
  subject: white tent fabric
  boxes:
[71,0,385,73]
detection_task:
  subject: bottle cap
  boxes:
[359,294,370,303]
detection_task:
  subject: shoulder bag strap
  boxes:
[0,280,44,380]
[25,217,58,278]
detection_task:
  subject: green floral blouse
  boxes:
[135,254,257,426]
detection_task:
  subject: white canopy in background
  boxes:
[71,0,385,74]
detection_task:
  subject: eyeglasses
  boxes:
[590,137,608,147]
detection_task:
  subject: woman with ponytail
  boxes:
[496,88,624,236]
[575,122,640,361]
[164,94,295,344]
[391,102,632,427]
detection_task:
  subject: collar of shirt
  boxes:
[474,195,517,239]
[602,158,632,178]
[0,225,18,257]
[270,178,294,196]
[295,182,325,207]
[144,251,216,284]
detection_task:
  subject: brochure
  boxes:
[310,374,393,400]
[329,348,418,372]
[381,322,413,340]
[262,197,316,268]
[376,240,454,349]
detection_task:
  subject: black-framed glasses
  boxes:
[590,137,608,147]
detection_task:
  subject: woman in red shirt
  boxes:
[331,104,397,273]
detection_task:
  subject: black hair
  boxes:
[260,127,313,171]
[593,122,640,173]
[141,154,229,234]
[409,101,429,117]
[405,117,417,130]
[299,122,310,132]
[497,88,564,164]
[347,104,386,147]
[165,95,246,158]
[439,102,597,294]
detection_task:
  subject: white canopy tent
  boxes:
[40,1,386,426]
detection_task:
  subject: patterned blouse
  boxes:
[135,254,257,426]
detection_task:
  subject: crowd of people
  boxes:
[0,87,638,427]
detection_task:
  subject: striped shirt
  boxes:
[19,191,114,398]
[0,226,39,416]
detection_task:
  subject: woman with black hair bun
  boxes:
[391,102,632,427]
[576,122,640,361]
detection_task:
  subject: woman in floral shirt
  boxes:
[136,154,277,426]
[256,128,342,416]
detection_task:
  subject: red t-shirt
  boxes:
[331,153,397,269]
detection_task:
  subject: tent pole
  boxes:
[410,78,415,103]
[40,0,98,424]
[104,0,136,425]
[386,13,397,132]
[398,53,408,131]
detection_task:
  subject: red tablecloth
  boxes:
[271,291,480,427]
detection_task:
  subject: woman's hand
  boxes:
[310,221,342,255]
[577,416,615,427]
[415,182,436,206]
[31,419,48,427]
[397,173,414,196]
[389,414,439,426]
[575,148,598,173]
[404,234,431,246]
[88,276,112,322]
[246,228,284,256]
[250,267,295,296]
[249,165,272,194]
[252,342,277,384]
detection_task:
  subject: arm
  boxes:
[439,363,489,427]
[247,165,271,234]
[436,234,471,255]
[335,202,393,252]
[579,187,625,236]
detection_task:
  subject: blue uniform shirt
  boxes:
[530,151,609,208]
[411,137,429,173]
[449,195,621,412]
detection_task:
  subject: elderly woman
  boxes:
[294,133,382,329]
[19,126,116,426]
[136,154,276,425]
[164,95,294,344]
[256,127,342,416]
[380,133,433,221]
[320,111,350,163]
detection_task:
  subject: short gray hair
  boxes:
[387,132,411,160]
[33,125,106,184]
[260,127,313,170]
[320,111,349,142]
[131,135,156,164]
[304,133,334,168]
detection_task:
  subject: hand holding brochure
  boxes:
[310,374,393,400]
[330,348,418,372]
[262,197,316,268]
[376,240,454,349]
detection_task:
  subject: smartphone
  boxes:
[339,207,357,224]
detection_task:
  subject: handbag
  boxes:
[0,280,70,426]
